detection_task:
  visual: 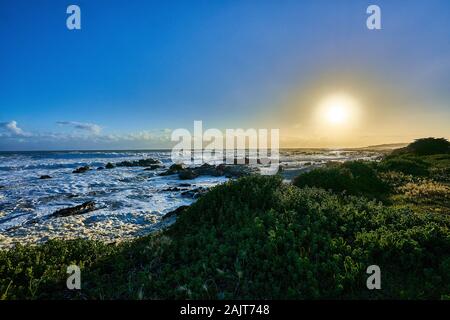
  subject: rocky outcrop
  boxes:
[163,187,186,192]
[51,201,96,217]
[159,164,184,176]
[178,169,199,180]
[39,175,52,179]
[192,163,223,176]
[162,205,189,220]
[105,162,115,169]
[72,166,90,173]
[143,165,162,171]
[181,187,208,199]
[178,183,191,187]
[115,158,161,167]
[159,163,255,179]
[162,184,208,198]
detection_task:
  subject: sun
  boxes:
[319,94,357,125]
[326,104,348,124]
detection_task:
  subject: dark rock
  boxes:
[159,163,184,176]
[116,158,161,167]
[105,162,115,169]
[52,201,96,218]
[178,183,191,187]
[39,175,52,179]
[181,187,208,199]
[163,187,181,192]
[219,164,253,178]
[160,162,255,179]
[222,156,263,165]
[194,163,222,176]
[169,163,184,171]
[72,166,90,173]
[178,169,199,180]
[162,205,189,220]
[143,164,161,171]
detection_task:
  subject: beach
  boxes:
[0,149,381,249]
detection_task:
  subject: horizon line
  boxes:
[0,143,410,153]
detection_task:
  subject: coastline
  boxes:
[0,149,381,249]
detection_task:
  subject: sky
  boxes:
[0,0,449,150]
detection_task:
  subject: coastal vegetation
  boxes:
[1,138,449,299]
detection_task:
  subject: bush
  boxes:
[2,175,449,299]
[0,240,117,299]
[150,176,450,299]
[395,138,450,156]
[292,161,389,200]
[380,156,430,176]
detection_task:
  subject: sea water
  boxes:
[0,149,380,248]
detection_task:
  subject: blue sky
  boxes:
[1,0,449,150]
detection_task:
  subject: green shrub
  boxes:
[397,138,450,156]
[0,240,117,299]
[292,161,389,200]
[152,175,450,299]
[380,156,430,176]
[1,175,450,300]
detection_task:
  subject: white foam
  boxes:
[0,150,380,248]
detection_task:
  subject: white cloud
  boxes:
[57,121,102,135]
[0,121,173,150]
[0,120,30,137]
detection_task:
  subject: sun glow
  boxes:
[319,94,358,126]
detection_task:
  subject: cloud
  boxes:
[57,121,102,135]
[0,120,30,137]
[0,121,174,150]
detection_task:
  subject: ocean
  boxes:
[0,149,381,248]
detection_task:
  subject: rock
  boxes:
[162,205,189,220]
[163,187,181,192]
[39,175,52,179]
[178,169,199,180]
[169,163,184,171]
[181,187,208,199]
[97,167,105,170]
[51,201,96,218]
[159,163,185,176]
[178,183,191,187]
[194,163,223,176]
[105,162,115,169]
[72,166,90,173]
[222,156,263,165]
[116,158,161,167]
[143,164,161,171]
[219,164,253,178]
[160,162,256,179]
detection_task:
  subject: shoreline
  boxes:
[0,149,395,249]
